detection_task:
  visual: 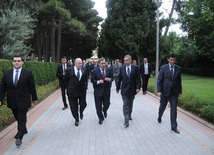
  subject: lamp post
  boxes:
[154,0,160,94]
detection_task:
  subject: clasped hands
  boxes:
[99,77,110,84]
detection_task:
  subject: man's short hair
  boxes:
[13,56,24,61]
[61,56,67,60]
[124,55,132,60]
[168,54,176,58]
[98,58,105,63]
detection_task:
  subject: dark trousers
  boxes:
[114,76,119,87]
[61,82,68,107]
[12,108,28,140]
[122,94,135,123]
[68,96,87,122]
[158,90,178,129]
[142,74,149,92]
[94,95,110,121]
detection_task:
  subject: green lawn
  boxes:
[148,74,214,101]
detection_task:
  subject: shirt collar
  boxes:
[168,63,174,68]
[13,67,22,72]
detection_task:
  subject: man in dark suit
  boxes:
[157,54,182,134]
[116,55,141,127]
[91,58,114,125]
[140,58,153,95]
[0,56,38,147]
[64,58,88,126]
[56,56,71,110]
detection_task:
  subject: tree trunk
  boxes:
[164,0,176,37]
[37,31,42,61]
[51,16,56,62]
[57,19,62,63]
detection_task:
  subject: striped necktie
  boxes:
[127,67,130,78]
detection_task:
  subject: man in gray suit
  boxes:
[157,54,182,134]
[113,59,122,86]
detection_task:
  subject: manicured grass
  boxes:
[148,74,214,101]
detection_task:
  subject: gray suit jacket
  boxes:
[157,64,182,97]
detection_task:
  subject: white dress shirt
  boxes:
[13,67,22,84]
[74,66,82,80]
[144,63,148,74]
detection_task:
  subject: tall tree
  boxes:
[98,0,157,64]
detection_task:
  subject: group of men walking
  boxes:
[0,53,182,147]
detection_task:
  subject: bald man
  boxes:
[64,58,88,126]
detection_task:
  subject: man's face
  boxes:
[168,57,176,66]
[124,57,131,66]
[99,60,106,69]
[116,59,119,64]
[61,58,67,64]
[75,59,82,69]
[83,60,85,64]
[13,57,23,69]
[143,58,148,63]
[133,61,136,65]
[93,60,97,65]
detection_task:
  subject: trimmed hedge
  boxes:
[0,59,59,86]
[182,67,214,77]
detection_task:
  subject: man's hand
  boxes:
[136,89,140,93]
[63,73,65,76]
[99,79,104,84]
[157,92,162,97]
[178,94,181,97]
[105,77,110,81]
[116,90,119,93]
[33,101,38,105]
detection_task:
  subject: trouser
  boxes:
[122,94,135,123]
[158,90,178,129]
[142,74,149,92]
[114,76,120,87]
[68,96,87,122]
[12,108,28,140]
[61,82,68,107]
[94,95,110,121]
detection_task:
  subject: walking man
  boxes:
[113,59,122,87]
[91,58,114,125]
[56,56,71,110]
[64,58,88,126]
[140,58,153,95]
[116,55,141,127]
[157,54,182,134]
[0,56,38,147]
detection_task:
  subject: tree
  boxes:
[98,0,157,64]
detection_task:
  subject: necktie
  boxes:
[171,65,173,78]
[63,64,65,73]
[127,67,130,78]
[14,70,19,86]
[102,69,105,79]
[77,69,80,80]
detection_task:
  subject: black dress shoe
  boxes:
[129,116,132,121]
[80,113,83,120]
[15,139,22,147]
[14,131,28,139]
[75,121,79,126]
[171,129,180,134]
[104,112,107,118]
[124,123,129,128]
[157,118,161,123]
[62,106,68,110]
[99,120,103,125]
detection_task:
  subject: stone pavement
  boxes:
[0,82,213,155]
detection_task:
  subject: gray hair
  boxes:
[124,55,132,60]
[98,57,105,63]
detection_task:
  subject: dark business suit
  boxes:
[157,64,182,130]
[64,66,88,122]
[0,68,37,140]
[56,64,71,108]
[91,67,114,121]
[140,62,153,93]
[116,65,141,124]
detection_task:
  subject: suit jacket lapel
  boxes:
[9,69,14,87]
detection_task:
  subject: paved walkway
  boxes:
[0,82,213,155]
